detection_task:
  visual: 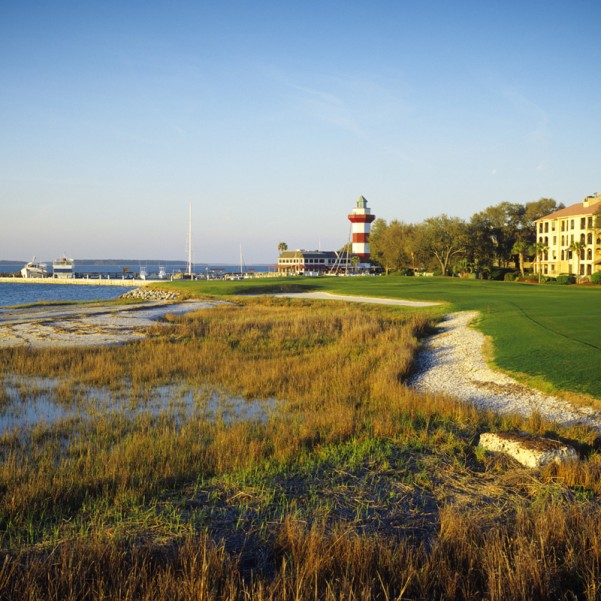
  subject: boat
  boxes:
[158,266,167,279]
[21,257,48,278]
[52,255,74,279]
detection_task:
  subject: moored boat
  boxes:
[21,257,49,279]
[52,255,74,279]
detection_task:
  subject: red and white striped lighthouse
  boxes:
[348,196,376,264]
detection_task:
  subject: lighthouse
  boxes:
[348,196,376,265]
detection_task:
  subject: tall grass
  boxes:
[0,297,600,599]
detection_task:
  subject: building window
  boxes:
[581,217,586,229]
[587,248,592,260]
[553,236,557,245]
[545,222,549,233]
[551,222,556,231]
[551,264,556,272]
[587,264,592,275]
[561,221,565,231]
[588,233,593,244]
[588,216,593,228]
[571,219,575,229]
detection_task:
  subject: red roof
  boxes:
[535,198,601,221]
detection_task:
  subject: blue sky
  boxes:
[1,1,600,263]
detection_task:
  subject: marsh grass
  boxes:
[0,297,600,599]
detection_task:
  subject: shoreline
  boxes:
[0,276,150,287]
[0,299,218,347]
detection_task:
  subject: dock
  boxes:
[0,277,150,287]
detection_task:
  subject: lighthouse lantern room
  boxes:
[348,196,376,266]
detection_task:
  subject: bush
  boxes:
[557,274,576,285]
[503,272,517,282]
[492,268,515,281]
[591,272,601,285]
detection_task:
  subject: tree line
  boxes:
[369,198,571,278]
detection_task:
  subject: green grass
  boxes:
[159,276,601,399]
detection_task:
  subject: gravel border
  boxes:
[407,311,601,432]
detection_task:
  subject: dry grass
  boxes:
[0,296,600,599]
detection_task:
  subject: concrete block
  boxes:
[479,431,578,468]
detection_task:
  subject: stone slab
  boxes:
[479,431,578,468]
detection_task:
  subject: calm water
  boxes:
[0,283,135,308]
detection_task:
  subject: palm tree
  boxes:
[568,241,586,281]
[277,242,288,254]
[511,239,530,279]
[530,241,548,283]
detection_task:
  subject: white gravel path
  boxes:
[408,311,601,432]
[272,291,440,307]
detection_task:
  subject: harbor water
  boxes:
[0,282,136,308]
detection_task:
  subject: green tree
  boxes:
[511,239,530,279]
[369,219,414,275]
[277,242,288,253]
[524,198,563,225]
[418,215,468,275]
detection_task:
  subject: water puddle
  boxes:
[0,376,276,436]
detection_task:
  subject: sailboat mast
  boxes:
[187,203,192,275]
[239,244,244,275]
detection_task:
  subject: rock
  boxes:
[479,431,578,468]
[120,288,181,302]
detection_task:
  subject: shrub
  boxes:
[591,272,601,285]
[492,268,514,281]
[503,272,518,282]
[557,274,576,285]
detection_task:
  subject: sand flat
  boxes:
[0,301,217,347]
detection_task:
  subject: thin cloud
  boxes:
[287,82,364,135]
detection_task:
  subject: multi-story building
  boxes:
[534,193,601,278]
